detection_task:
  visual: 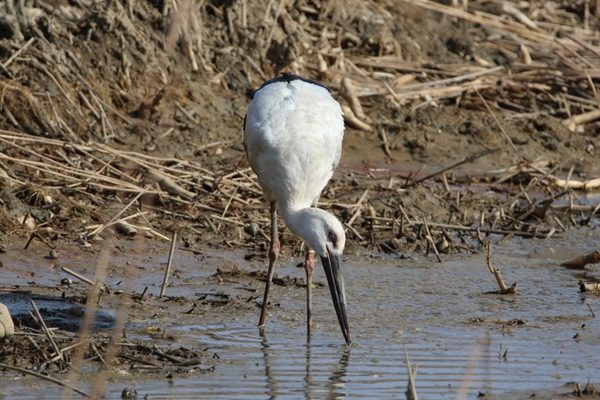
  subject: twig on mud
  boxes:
[88,191,146,239]
[406,0,561,46]
[473,87,524,162]
[90,343,109,369]
[78,91,101,120]
[25,334,49,361]
[159,231,178,298]
[61,266,110,293]
[141,167,196,200]
[61,266,95,286]
[366,216,558,239]
[219,184,240,221]
[561,250,600,269]
[346,189,370,227]
[379,240,401,255]
[29,300,63,362]
[341,104,373,131]
[550,175,600,190]
[174,100,201,126]
[3,37,36,69]
[421,214,441,262]
[24,231,55,250]
[344,222,365,241]
[398,204,413,225]
[379,129,393,159]
[483,240,516,295]
[340,77,368,122]
[415,147,500,184]
[0,363,90,398]
[39,65,84,120]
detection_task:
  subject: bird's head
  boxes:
[284,207,351,344]
[290,208,346,260]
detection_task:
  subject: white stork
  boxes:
[244,73,351,345]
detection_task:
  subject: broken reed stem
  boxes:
[366,216,556,239]
[160,231,178,298]
[422,214,442,262]
[485,240,516,294]
[486,242,508,292]
[341,77,366,121]
[344,222,364,241]
[24,232,55,250]
[30,300,62,360]
[346,189,369,227]
[90,343,109,369]
[61,266,95,286]
[473,87,524,162]
[0,363,90,398]
[89,191,146,239]
[61,266,110,292]
[25,335,49,361]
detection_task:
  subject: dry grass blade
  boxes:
[415,148,500,184]
[406,0,566,47]
[455,336,489,400]
[88,192,146,239]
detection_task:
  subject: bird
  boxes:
[244,73,351,345]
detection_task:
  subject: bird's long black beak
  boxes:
[321,252,352,345]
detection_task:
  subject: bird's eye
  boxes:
[328,231,337,247]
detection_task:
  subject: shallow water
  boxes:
[2,228,599,399]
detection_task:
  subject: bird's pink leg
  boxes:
[259,202,279,327]
[305,250,316,343]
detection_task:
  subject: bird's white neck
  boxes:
[279,206,319,238]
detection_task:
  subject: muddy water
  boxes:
[2,227,599,399]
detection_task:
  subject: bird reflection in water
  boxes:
[259,328,351,399]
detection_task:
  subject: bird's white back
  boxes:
[244,78,344,211]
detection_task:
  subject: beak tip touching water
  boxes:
[321,253,352,345]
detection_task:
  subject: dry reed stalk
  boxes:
[484,241,516,295]
[62,247,111,400]
[550,176,600,190]
[159,231,178,298]
[455,336,490,400]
